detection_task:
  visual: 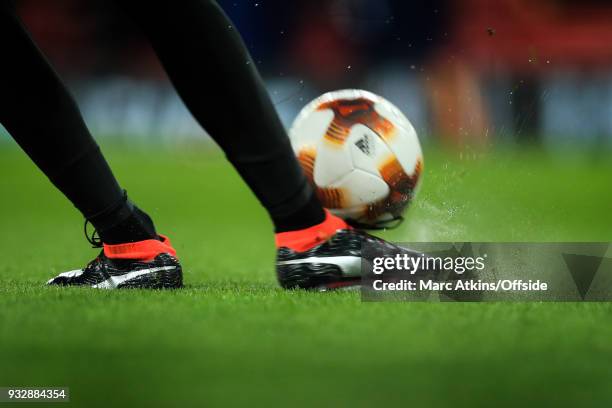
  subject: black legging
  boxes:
[0,0,123,219]
[0,0,323,234]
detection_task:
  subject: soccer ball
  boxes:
[289,89,423,228]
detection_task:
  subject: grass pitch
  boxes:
[0,144,611,407]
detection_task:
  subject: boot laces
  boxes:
[84,219,103,248]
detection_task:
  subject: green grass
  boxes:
[0,144,611,407]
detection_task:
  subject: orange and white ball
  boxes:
[290,89,423,227]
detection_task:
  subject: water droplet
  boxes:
[254,2,259,7]
[347,65,352,70]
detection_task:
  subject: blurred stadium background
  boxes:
[2,0,612,148]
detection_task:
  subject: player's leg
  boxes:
[0,1,181,288]
[118,0,416,290]
[117,0,325,233]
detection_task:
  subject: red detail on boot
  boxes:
[275,210,350,252]
[103,234,177,261]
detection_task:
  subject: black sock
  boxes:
[117,0,326,232]
[0,5,156,244]
[272,192,326,233]
[89,196,158,244]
